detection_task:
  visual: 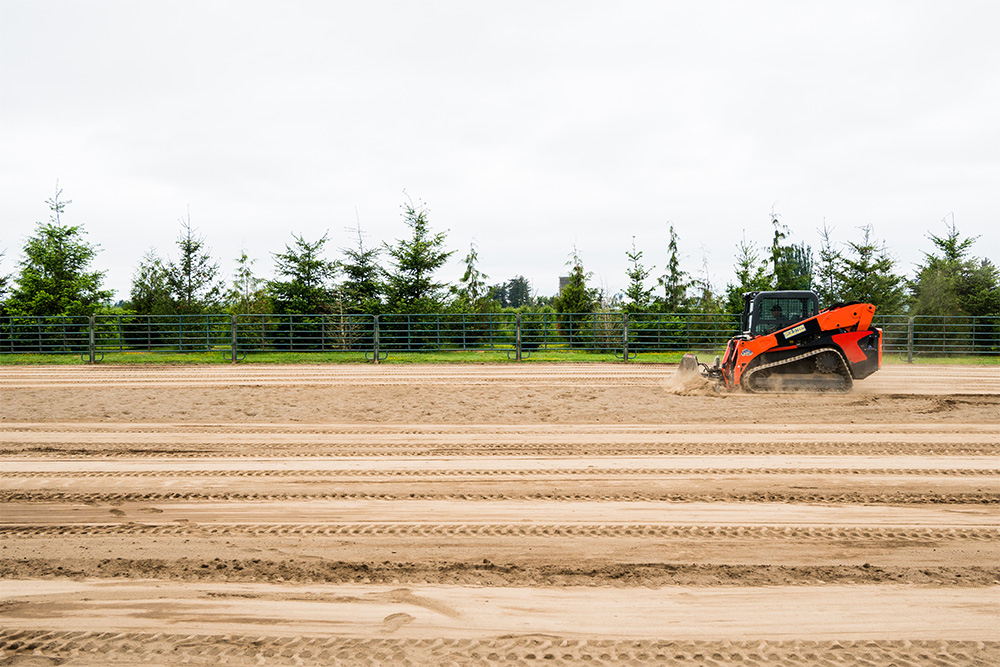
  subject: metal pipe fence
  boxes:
[0,316,91,355]
[93,315,233,353]
[2,313,998,362]
[912,315,1000,357]
[873,316,913,358]
[234,314,376,353]
[628,312,741,353]
[517,312,625,354]
[377,313,516,353]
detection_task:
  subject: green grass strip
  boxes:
[1,349,996,366]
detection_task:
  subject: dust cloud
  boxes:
[663,362,723,397]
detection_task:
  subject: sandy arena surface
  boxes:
[0,362,998,665]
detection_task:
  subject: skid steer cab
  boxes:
[687,290,882,393]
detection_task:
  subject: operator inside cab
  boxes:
[767,303,786,333]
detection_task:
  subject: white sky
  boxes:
[2,0,998,303]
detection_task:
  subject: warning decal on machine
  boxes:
[784,324,807,338]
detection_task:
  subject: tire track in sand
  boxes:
[4,522,996,542]
[1,630,996,667]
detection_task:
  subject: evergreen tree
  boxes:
[623,237,654,313]
[836,224,907,314]
[813,221,842,306]
[958,259,1000,316]
[227,250,270,315]
[769,214,788,286]
[382,199,453,312]
[505,276,533,308]
[487,282,508,307]
[165,213,224,314]
[723,233,771,313]
[452,241,491,312]
[911,219,999,316]
[488,276,533,308]
[770,214,812,291]
[267,233,339,314]
[7,186,112,316]
[0,251,10,313]
[339,221,383,314]
[129,249,173,315]
[657,224,689,311]
[776,242,813,290]
[690,251,723,313]
[555,249,596,314]
[554,248,598,346]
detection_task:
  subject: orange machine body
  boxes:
[718,300,881,391]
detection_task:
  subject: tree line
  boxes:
[2,186,997,320]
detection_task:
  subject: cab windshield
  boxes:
[753,296,818,335]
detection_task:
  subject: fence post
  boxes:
[906,316,914,363]
[89,315,96,364]
[515,313,522,362]
[231,315,238,364]
[622,313,629,362]
[373,315,381,364]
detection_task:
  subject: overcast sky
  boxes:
[2,1,997,303]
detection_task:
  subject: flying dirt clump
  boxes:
[664,358,724,397]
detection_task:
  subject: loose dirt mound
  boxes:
[663,358,722,396]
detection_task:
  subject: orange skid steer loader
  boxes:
[682,290,882,393]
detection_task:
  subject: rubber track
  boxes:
[1,631,996,666]
[4,523,996,541]
[743,347,852,394]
